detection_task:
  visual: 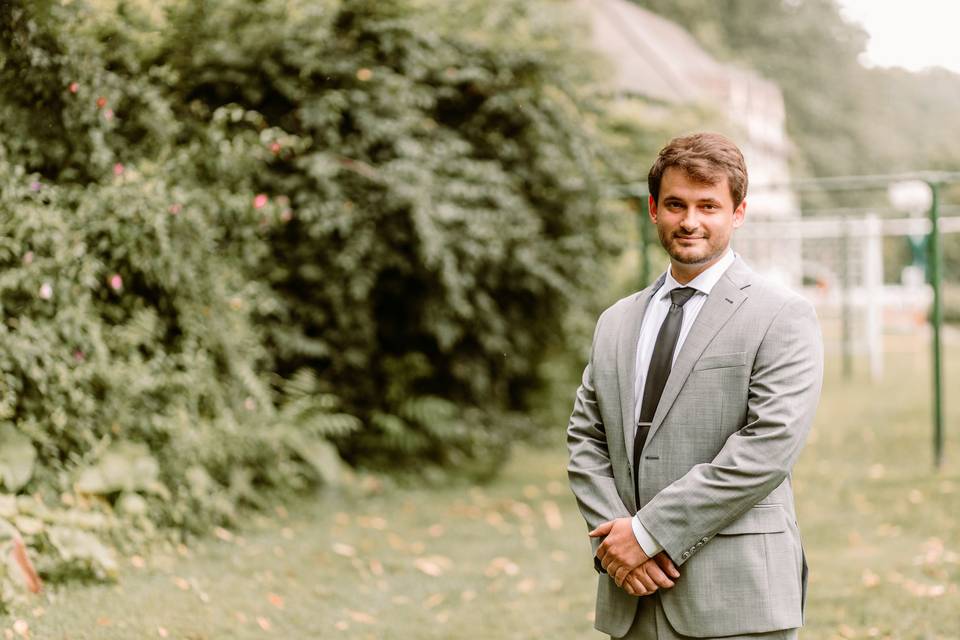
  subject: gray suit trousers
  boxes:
[617,592,799,640]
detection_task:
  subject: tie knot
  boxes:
[670,286,697,308]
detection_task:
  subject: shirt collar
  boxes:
[656,248,736,302]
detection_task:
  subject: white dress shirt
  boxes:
[631,248,736,557]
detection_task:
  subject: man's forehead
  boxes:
[659,167,730,199]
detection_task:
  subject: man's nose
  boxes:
[679,208,700,231]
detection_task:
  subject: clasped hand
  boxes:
[589,517,680,597]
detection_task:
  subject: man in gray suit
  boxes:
[567,132,823,639]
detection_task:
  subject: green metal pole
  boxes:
[927,181,945,470]
[637,196,650,289]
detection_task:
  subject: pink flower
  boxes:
[280,209,293,223]
[168,203,182,215]
[22,251,34,265]
[39,282,53,300]
[73,349,86,363]
[69,82,79,94]
[29,181,41,192]
[109,274,123,291]
[104,108,114,121]
[96,96,107,109]
[270,142,281,155]
[253,193,268,209]
[113,163,124,176]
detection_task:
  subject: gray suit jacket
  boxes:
[567,256,823,638]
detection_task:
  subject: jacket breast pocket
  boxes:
[693,351,748,371]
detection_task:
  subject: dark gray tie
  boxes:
[634,286,697,502]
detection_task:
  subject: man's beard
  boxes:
[658,229,723,265]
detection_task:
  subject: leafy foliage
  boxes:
[0,0,623,607]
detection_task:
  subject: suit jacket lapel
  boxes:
[644,257,753,447]
[617,272,666,470]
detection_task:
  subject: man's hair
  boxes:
[647,132,748,206]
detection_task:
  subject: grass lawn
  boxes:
[2,333,959,639]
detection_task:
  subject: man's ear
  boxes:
[732,198,746,228]
[648,195,658,223]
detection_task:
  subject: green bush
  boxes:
[0,0,622,604]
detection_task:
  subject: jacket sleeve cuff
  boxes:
[632,514,663,557]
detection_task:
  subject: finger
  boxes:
[645,562,675,589]
[635,568,658,593]
[595,543,608,563]
[614,565,630,587]
[654,553,680,579]
[605,558,620,577]
[588,521,614,537]
[625,574,647,596]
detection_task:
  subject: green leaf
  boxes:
[75,441,159,495]
[0,423,35,493]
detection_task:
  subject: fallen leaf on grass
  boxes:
[515,578,536,593]
[541,501,562,530]
[415,555,452,577]
[267,593,284,609]
[12,620,27,638]
[332,543,356,557]
[427,524,445,537]
[256,616,271,631]
[423,593,445,609]
[485,511,505,527]
[346,610,377,624]
[157,626,169,638]
[357,516,387,530]
[485,557,519,577]
[214,527,233,542]
[461,590,476,602]
[509,502,533,519]
[861,569,880,587]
